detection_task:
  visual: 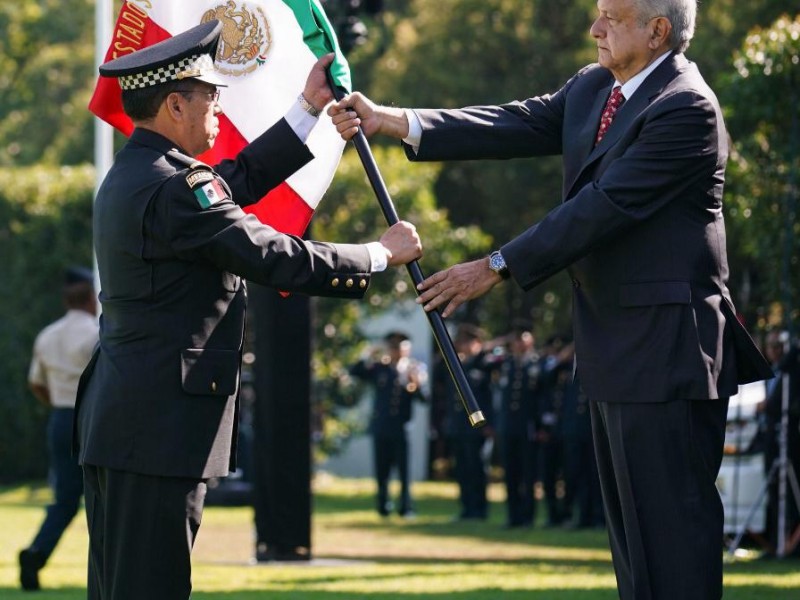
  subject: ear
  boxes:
[164,92,186,122]
[649,16,672,50]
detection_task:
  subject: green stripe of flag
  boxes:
[285,0,352,93]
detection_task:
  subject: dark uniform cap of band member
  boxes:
[64,266,95,286]
[98,19,227,90]
[384,330,410,343]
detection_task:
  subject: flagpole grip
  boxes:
[326,74,485,429]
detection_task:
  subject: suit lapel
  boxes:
[576,53,688,177]
[579,84,614,160]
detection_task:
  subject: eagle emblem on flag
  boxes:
[201,1,272,75]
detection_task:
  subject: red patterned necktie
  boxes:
[595,86,624,146]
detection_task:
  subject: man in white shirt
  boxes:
[20,266,98,591]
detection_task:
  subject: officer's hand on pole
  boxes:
[379,221,422,267]
[302,53,336,114]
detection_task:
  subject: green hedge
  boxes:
[0,164,94,482]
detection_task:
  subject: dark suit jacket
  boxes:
[75,121,373,479]
[407,52,772,404]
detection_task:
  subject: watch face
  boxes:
[490,252,505,271]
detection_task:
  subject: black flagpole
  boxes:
[326,73,485,428]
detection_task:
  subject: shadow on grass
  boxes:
[0,583,794,600]
[192,591,620,599]
[0,588,86,600]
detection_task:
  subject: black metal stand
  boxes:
[727,363,800,558]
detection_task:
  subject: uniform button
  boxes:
[346,278,354,288]
[359,279,367,289]
[572,278,580,288]
[331,278,340,287]
[211,381,217,392]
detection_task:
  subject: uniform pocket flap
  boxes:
[181,348,238,396]
[619,281,691,307]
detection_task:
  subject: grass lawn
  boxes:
[2,475,799,599]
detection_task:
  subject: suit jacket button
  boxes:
[331,277,340,287]
[346,278,354,288]
[359,278,367,289]
[211,381,217,392]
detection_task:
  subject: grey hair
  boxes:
[634,0,696,53]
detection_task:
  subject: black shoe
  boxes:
[19,548,43,591]
[255,544,311,563]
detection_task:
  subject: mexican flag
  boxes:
[89,0,351,236]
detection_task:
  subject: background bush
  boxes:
[0,164,94,481]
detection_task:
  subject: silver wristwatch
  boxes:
[297,93,320,117]
[488,250,510,279]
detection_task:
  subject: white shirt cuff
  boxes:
[365,242,388,273]
[403,109,423,154]
[285,101,318,143]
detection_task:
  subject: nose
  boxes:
[590,15,604,38]
[213,103,223,115]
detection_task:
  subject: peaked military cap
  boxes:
[64,266,94,286]
[99,20,227,90]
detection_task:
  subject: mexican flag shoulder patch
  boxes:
[193,179,228,209]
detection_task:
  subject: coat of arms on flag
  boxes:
[89,0,351,237]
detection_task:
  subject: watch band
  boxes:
[297,93,320,117]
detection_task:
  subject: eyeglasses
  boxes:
[174,88,221,103]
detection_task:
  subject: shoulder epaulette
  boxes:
[166,149,219,190]
[166,148,211,171]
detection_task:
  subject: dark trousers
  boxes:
[452,436,488,518]
[83,465,206,600]
[562,428,604,527]
[501,434,537,526]
[30,408,83,562]
[591,398,728,600]
[373,432,411,515]
[539,434,564,525]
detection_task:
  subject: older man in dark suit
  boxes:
[330,0,772,597]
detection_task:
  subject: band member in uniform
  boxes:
[496,326,540,528]
[350,331,428,517]
[443,324,495,520]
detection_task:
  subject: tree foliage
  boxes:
[0,0,95,167]
[0,165,94,481]
[722,14,800,331]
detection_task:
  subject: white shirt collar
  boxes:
[617,51,672,100]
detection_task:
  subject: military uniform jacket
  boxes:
[497,354,540,438]
[76,122,373,479]
[406,53,772,404]
[443,352,495,438]
[350,359,424,437]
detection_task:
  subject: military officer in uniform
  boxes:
[349,332,427,517]
[74,21,421,600]
[496,326,540,528]
[443,324,496,520]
